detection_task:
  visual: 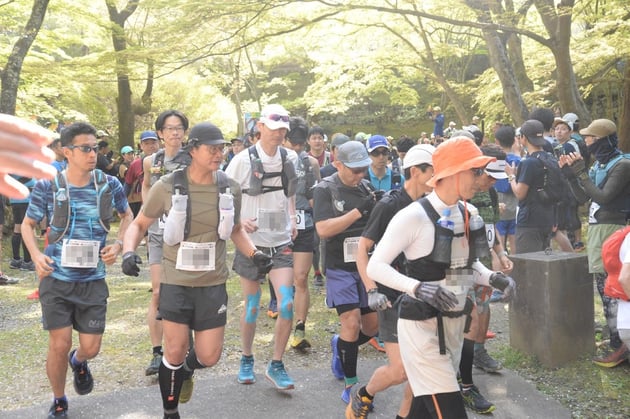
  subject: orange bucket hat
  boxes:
[426,136,495,188]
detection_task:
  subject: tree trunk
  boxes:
[0,0,50,115]
[105,0,140,148]
[619,62,630,152]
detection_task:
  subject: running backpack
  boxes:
[48,169,113,243]
[534,152,570,205]
[171,168,230,240]
[601,225,630,301]
[242,145,297,197]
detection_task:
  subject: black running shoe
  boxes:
[68,349,94,395]
[48,399,68,418]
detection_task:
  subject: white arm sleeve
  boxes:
[367,202,433,296]
[471,259,493,287]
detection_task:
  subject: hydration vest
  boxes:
[242,145,297,197]
[48,169,113,244]
[296,150,316,204]
[391,158,402,190]
[171,168,230,240]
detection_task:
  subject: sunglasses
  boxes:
[346,166,368,175]
[370,149,389,157]
[470,167,486,177]
[265,114,289,123]
[67,145,98,153]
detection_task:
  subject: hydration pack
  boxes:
[48,169,113,243]
[171,169,230,240]
[242,145,297,197]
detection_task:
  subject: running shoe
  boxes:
[290,328,312,352]
[345,386,371,419]
[179,371,194,403]
[331,334,344,380]
[47,399,68,418]
[473,348,502,373]
[267,298,278,319]
[461,384,496,414]
[368,336,385,353]
[68,349,94,395]
[592,343,629,368]
[265,360,295,390]
[237,355,256,384]
[0,272,18,285]
[9,258,22,269]
[341,384,355,404]
[145,353,162,376]
[20,260,35,271]
[313,273,325,287]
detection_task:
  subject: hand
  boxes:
[0,114,57,199]
[171,192,187,212]
[356,195,376,218]
[122,251,142,276]
[489,272,516,302]
[414,282,458,311]
[367,288,390,311]
[252,250,273,275]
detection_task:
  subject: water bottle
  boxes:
[434,208,455,264]
[436,208,455,230]
[218,188,234,240]
[469,208,490,259]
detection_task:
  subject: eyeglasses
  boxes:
[470,167,486,177]
[206,145,225,154]
[66,145,98,153]
[162,126,185,133]
[265,114,289,123]
[346,166,368,175]
[370,149,389,157]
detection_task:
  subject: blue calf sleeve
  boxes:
[245,290,261,323]
[278,285,294,320]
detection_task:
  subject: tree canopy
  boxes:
[1,0,629,148]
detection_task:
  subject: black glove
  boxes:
[122,251,142,277]
[357,195,376,218]
[414,282,458,312]
[252,250,273,275]
[367,288,389,311]
[489,272,516,302]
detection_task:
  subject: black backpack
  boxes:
[534,152,571,205]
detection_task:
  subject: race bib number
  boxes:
[295,210,305,230]
[343,236,360,263]
[60,239,100,268]
[485,223,495,249]
[176,241,216,272]
[589,202,600,224]
[257,209,286,233]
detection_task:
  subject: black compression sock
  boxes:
[459,338,475,385]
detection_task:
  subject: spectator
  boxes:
[560,119,630,367]
[430,106,445,139]
[96,140,115,175]
[494,125,520,254]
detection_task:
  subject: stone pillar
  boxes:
[509,251,595,367]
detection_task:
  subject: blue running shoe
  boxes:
[331,334,344,380]
[265,360,295,390]
[342,384,354,404]
[237,355,256,384]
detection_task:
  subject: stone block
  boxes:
[509,251,595,367]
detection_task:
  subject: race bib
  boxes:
[60,239,100,268]
[295,210,305,230]
[343,236,360,263]
[589,202,600,224]
[176,241,216,272]
[257,209,286,233]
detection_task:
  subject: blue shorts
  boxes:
[325,269,368,311]
[496,219,516,237]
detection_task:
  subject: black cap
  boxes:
[187,122,227,146]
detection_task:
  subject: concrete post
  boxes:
[509,251,595,367]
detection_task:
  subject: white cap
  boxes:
[402,144,435,169]
[485,160,508,179]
